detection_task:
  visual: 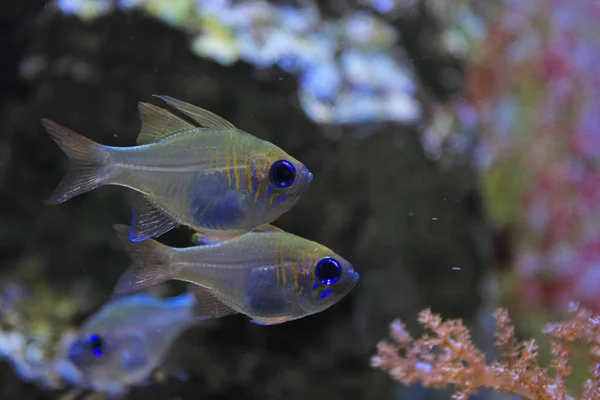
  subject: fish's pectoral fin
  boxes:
[154,95,236,130]
[128,191,177,242]
[190,230,244,245]
[41,119,112,204]
[136,102,195,144]
[252,224,284,233]
[250,316,291,326]
[194,285,247,319]
[113,224,174,294]
[188,285,238,320]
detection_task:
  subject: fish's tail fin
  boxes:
[41,118,113,204]
[113,224,174,294]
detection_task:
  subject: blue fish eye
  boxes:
[269,160,296,189]
[88,333,104,357]
[315,258,342,285]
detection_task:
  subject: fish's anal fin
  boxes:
[189,285,238,319]
[154,95,236,130]
[113,224,173,294]
[190,230,243,245]
[128,191,177,242]
[250,316,291,326]
[252,224,283,233]
[137,102,195,145]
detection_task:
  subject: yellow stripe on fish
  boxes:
[280,251,286,287]
[233,148,240,191]
[292,261,299,290]
[227,147,232,187]
[254,161,262,204]
[275,254,280,286]
[245,155,252,194]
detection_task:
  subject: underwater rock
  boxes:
[53,0,422,125]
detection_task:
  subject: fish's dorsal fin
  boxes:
[154,95,236,130]
[137,102,195,145]
[253,224,284,233]
[127,191,177,242]
[189,285,238,319]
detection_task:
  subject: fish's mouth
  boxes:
[338,271,360,298]
[307,172,313,183]
[350,272,360,288]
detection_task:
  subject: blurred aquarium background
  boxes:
[1,0,600,399]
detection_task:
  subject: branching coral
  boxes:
[371,303,600,400]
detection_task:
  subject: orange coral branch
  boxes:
[371,303,600,400]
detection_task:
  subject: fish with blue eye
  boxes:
[112,223,359,325]
[53,289,232,398]
[41,95,313,244]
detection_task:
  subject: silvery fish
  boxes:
[41,96,313,243]
[54,290,230,398]
[113,224,359,325]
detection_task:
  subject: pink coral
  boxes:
[371,303,600,399]
[453,0,600,312]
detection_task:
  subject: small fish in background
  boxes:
[112,224,359,325]
[41,96,313,244]
[53,290,230,399]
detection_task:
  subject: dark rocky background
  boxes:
[0,1,492,399]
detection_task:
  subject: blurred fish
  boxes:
[113,224,359,325]
[54,290,230,398]
[41,96,313,243]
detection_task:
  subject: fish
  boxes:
[41,96,313,243]
[112,224,359,325]
[53,290,232,398]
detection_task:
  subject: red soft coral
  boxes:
[371,303,600,400]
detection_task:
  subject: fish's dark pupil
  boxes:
[316,258,342,285]
[89,334,104,357]
[269,160,296,189]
